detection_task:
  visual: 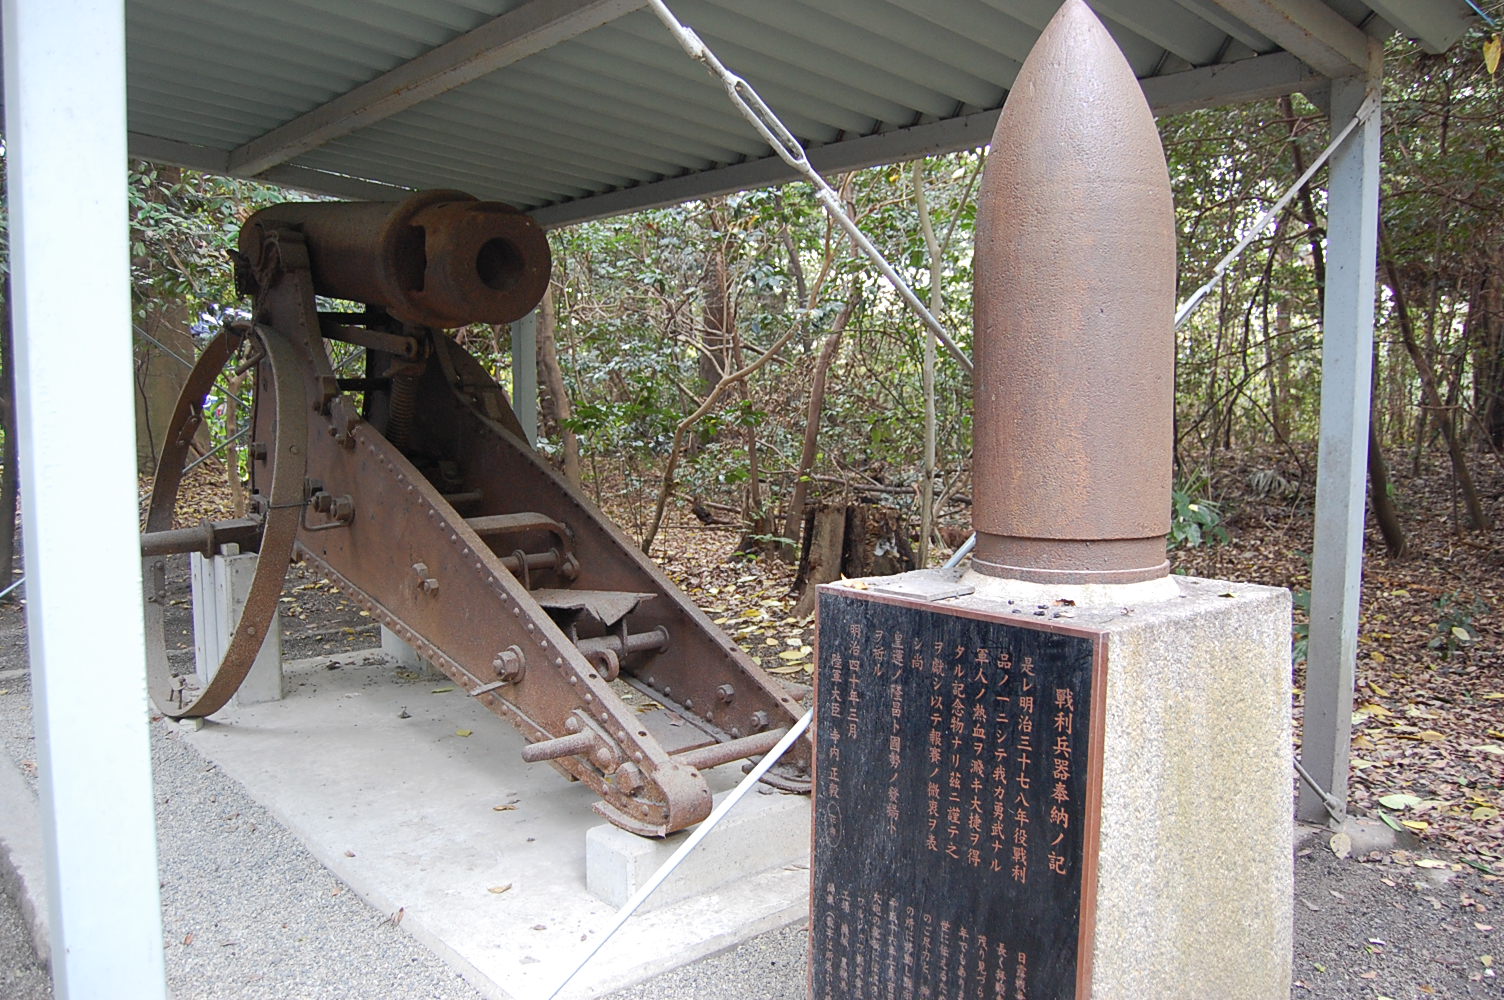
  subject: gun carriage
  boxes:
[139,191,811,836]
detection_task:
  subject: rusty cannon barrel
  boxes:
[971,0,1176,586]
[238,189,551,329]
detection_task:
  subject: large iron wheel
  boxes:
[141,324,307,718]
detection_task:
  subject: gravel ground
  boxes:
[151,721,487,1000]
[1292,847,1500,997]
[601,924,809,999]
[0,583,488,1000]
[0,673,487,999]
[0,878,49,1000]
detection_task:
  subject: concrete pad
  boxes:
[587,786,810,912]
[0,751,48,963]
[182,652,811,1000]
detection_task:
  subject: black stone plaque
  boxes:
[810,587,1104,1000]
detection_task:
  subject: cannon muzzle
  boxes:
[238,189,551,328]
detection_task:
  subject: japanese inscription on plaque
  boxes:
[811,588,1104,1000]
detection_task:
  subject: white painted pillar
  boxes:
[3,0,168,995]
[1300,55,1382,826]
[511,309,539,446]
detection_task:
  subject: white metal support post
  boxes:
[512,309,540,445]
[2,1,169,995]
[1300,55,1383,826]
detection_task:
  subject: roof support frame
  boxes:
[130,133,417,201]
[1301,48,1384,829]
[1205,0,1374,76]
[529,50,1325,228]
[226,0,649,178]
[1362,0,1476,53]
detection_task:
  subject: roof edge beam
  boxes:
[226,0,648,177]
[1205,0,1373,77]
[131,132,416,200]
[529,51,1322,229]
[1362,0,1476,54]
[1141,50,1324,116]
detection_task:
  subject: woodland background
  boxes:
[0,25,1502,861]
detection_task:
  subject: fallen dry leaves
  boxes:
[1178,452,1504,867]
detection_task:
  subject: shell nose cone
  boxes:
[971,0,1177,585]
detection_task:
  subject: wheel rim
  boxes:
[141,324,308,718]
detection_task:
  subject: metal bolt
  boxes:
[751,710,769,731]
[421,578,439,595]
[615,763,644,794]
[717,684,735,703]
[492,645,525,683]
[411,562,428,579]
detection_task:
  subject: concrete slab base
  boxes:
[182,651,812,1000]
[587,786,810,912]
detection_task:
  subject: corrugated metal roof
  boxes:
[107,0,1480,225]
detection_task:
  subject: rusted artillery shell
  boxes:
[239,190,551,328]
[972,0,1175,585]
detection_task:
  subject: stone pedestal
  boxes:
[809,570,1291,1000]
[189,546,283,706]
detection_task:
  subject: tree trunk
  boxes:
[912,161,940,567]
[134,300,197,474]
[842,503,916,579]
[774,193,811,355]
[132,164,201,474]
[778,292,858,560]
[640,307,810,554]
[1383,246,1491,531]
[698,243,732,391]
[1367,419,1407,558]
[535,286,582,486]
[1267,294,1293,444]
[1473,257,1504,449]
[792,501,916,616]
[694,204,733,455]
[793,503,846,617]
[731,323,775,556]
[1366,338,1407,558]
